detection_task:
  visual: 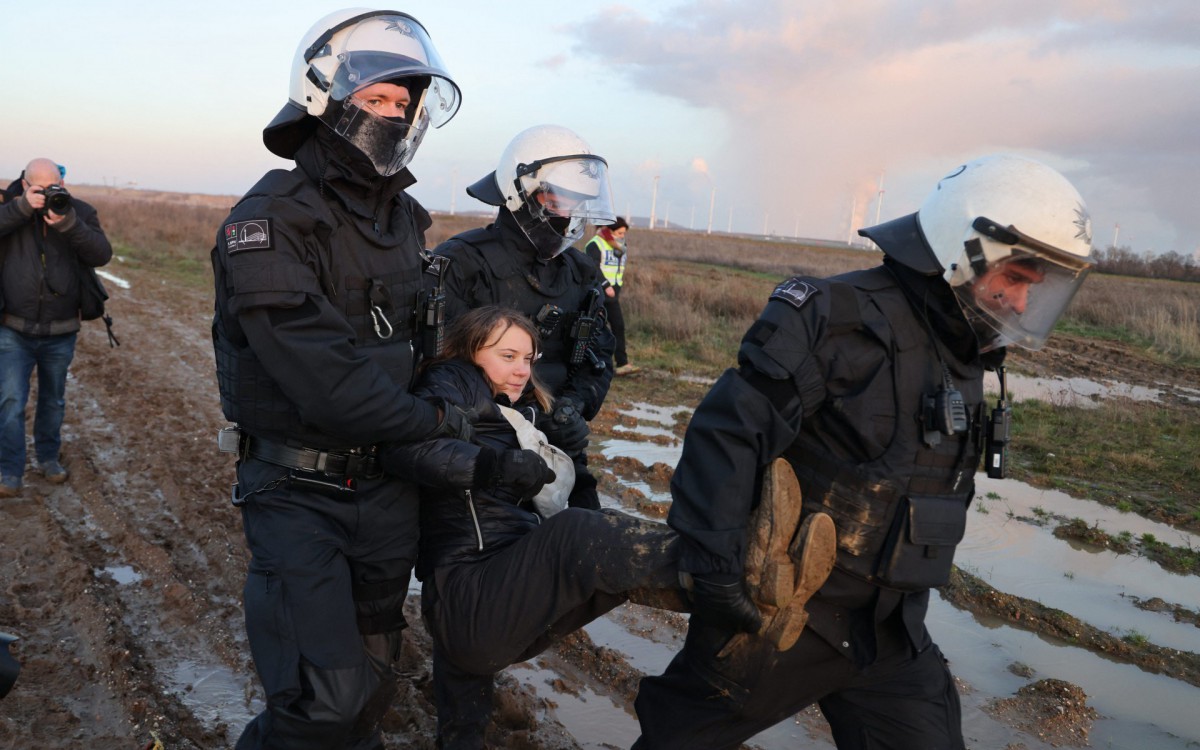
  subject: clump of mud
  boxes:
[985,678,1099,747]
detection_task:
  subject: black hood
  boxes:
[859,213,941,276]
[294,127,415,218]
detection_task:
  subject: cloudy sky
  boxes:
[4,1,1198,255]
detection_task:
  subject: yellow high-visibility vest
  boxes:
[588,235,625,287]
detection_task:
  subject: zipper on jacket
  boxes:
[464,489,484,551]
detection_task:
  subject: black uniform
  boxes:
[434,209,615,508]
[211,128,448,750]
[392,357,681,748]
[634,214,997,749]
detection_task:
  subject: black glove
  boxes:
[686,574,762,635]
[538,397,589,454]
[474,448,556,497]
[432,399,475,443]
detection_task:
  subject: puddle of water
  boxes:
[1005,372,1162,407]
[974,474,1200,549]
[963,480,1200,653]
[508,661,641,749]
[167,658,258,743]
[624,402,692,427]
[96,564,143,585]
[597,438,683,468]
[624,479,673,506]
[929,595,1200,748]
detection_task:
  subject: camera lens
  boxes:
[43,187,72,214]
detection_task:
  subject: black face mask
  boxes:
[512,204,574,260]
[546,215,572,235]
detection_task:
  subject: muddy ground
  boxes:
[0,250,1196,748]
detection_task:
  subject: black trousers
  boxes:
[604,285,628,367]
[633,618,964,750]
[234,457,419,750]
[424,508,681,749]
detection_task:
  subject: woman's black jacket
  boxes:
[391,358,543,580]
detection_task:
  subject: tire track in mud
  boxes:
[1,270,249,748]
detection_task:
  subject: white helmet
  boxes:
[913,154,1095,352]
[264,8,461,176]
[466,125,616,259]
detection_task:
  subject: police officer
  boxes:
[633,154,1096,749]
[210,10,474,748]
[435,125,618,510]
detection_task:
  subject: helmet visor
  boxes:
[952,219,1094,352]
[518,154,616,225]
[313,13,461,127]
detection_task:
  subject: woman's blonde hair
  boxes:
[437,306,553,411]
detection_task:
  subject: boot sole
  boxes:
[764,511,836,650]
[719,459,836,656]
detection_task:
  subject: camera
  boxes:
[40,185,72,215]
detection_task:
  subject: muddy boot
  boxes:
[762,511,836,650]
[742,458,804,610]
[721,459,836,655]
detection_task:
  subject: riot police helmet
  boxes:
[264,8,461,176]
[863,154,1095,352]
[467,125,616,260]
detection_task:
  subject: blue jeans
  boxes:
[0,327,77,477]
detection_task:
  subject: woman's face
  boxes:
[474,323,534,402]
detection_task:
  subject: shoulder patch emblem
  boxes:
[224,219,272,254]
[770,278,819,309]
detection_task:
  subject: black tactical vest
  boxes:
[784,268,985,591]
[212,168,429,445]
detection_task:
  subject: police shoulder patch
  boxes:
[224,219,273,254]
[770,277,820,309]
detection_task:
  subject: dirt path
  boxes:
[0,262,610,748]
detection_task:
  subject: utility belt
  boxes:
[218,427,382,504]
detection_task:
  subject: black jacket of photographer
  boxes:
[211,128,446,448]
[667,213,997,666]
[433,210,615,420]
[0,185,112,336]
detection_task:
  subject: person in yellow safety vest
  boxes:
[585,216,638,375]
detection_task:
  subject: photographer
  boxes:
[0,158,112,497]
